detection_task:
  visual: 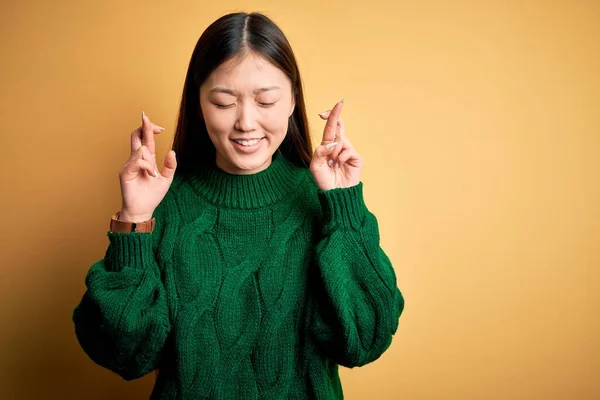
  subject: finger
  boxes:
[329,116,345,162]
[317,109,344,161]
[159,150,178,180]
[342,135,357,153]
[131,123,165,153]
[123,157,156,178]
[321,100,344,144]
[130,144,152,162]
[337,146,355,165]
[312,143,336,168]
[318,109,331,120]
[135,145,159,175]
[142,112,163,174]
[141,111,159,155]
[337,142,363,170]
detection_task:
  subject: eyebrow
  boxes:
[209,86,282,95]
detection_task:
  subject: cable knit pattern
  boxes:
[72,151,404,399]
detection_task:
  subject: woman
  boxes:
[73,11,404,399]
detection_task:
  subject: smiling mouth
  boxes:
[232,138,263,147]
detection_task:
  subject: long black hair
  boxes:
[172,12,312,176]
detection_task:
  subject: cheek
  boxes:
[262,108,290,137]
[202,108,233,137]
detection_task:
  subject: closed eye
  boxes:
[213,103,234,109]
[212,101,277,109]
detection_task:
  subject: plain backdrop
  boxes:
[1,0,598,398]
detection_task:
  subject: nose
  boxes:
[234,101,258,133]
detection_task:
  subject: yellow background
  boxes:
[1,0,598,398]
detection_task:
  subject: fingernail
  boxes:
[325,141,338,149]
[157,125,166,131]
[154,168,158,177]
[319,110,330,117]
[335,163,340,169]
[328,159,334,167]
[142,111,146,119]
[340,99,344,105]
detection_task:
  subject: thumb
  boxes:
[160,150,177,180]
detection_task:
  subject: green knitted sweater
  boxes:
[73,151,404,399]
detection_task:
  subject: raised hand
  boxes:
[118,112,177,222]
[310,100,363,191]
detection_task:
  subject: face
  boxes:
[199,52,295,175]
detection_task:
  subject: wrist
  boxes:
[118,210,153,223]
[111,211,155,233]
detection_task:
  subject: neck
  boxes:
[185,151,307,209]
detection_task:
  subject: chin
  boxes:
[227,151,273,175]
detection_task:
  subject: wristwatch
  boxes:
[110,212,155,233]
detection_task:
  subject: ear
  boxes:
[289,100,295,118]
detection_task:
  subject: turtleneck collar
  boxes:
[184,151,308,209]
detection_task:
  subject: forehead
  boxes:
[204,53,291,90]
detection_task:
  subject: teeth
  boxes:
[234,138,261,146]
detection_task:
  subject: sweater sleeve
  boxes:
[309,182,405,368]
[72,230,171,381]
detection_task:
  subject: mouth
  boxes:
[231,138,264,147]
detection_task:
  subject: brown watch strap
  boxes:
[110,212,155,233]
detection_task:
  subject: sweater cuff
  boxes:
[318,182,367,231]
[105,232,155,272]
